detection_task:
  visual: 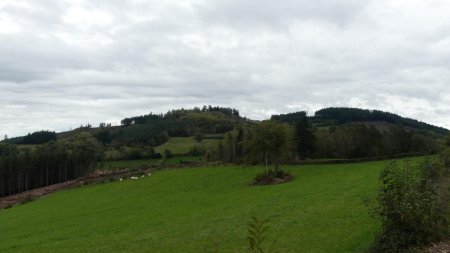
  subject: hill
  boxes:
[271,107,449,136]
[4,106,447,149]
[0,157,426,252]
[2,106,245,147]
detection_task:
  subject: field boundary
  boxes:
[293,152,430,165]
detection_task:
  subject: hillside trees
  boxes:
[315,124,382,158]
[205,126,249,163]
[314,124,439,159]
[22,130,57,144]
[315,107,448,135]
[111,107,246,147]
[0,133,103,197]
[94,129,112,145]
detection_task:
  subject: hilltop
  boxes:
[4,107,448,149]
[2,106,247,147]
[271,107,449,136]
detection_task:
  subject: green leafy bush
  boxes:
[188,145,206,156]
[163,149,172,159]
[369,155,450,252]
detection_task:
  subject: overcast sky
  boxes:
[1,0,450,137]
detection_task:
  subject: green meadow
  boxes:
[154,136,221,155]
[0,157,426,253]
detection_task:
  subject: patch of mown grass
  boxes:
[0,157,426,252]
[154,136,221,154]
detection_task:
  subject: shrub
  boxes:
[118,147,142,160]
[163,149,172,159]
[152,152,163,159]
[253,169,292,185]
[188,145,206,156]
[194,130,204,142]
[369,156,450,252]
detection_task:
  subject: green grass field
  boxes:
[154,136,221,154]
[0,157,426,252]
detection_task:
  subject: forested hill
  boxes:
[271,107,449,135]
[3,106,448,147]
[2,106,246,146]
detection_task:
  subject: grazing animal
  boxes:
[119,178,123,181]
[141,175,145,178]
[148,173,152,176]
[131,176,138,180]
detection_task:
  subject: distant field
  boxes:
[154,136,221,154]
[100,156,202,169]
[0,157,426,253]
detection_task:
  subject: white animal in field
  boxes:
[141,175,145,178]
[148,173,152,176]
[119,178,123,182]
[131,176,138,180]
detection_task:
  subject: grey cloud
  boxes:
[196,0,369,29]
[0,0,450,138]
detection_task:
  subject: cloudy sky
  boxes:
[1,0,450,137]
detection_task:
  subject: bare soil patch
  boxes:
[420,241,450,253]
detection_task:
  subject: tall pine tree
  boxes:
[295,112,315,160]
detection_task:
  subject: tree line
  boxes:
[0,133,103,198]
[205,113,442,165]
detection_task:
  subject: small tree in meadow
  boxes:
[246,121,294,185]
[247,121,293,173]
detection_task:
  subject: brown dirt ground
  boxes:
[421,242,450,253]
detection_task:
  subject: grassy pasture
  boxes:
[0,157,426,252]
[154,136,221,154]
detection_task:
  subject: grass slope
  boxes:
[154,136,221,155]
[0,157,425,253]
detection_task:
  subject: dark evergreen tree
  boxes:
[295,112,315,160]
[22,130,57,144]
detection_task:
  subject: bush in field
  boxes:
[188,145,206,156]
[369,155,450,252]
[163,149,172,159]
[253,169,292,185]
